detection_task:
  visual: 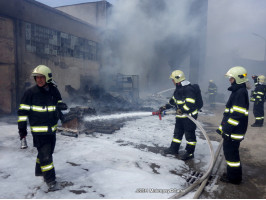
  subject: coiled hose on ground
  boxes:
[192,140,223,199]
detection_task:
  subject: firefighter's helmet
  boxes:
[32,65,53,83]
[209,80,213,82]
[169,70,185,83]
[257,75,265,84]
[225,66,248,84]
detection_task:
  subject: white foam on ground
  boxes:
[83,112,152,121]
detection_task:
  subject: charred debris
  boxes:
[59,74,164,137]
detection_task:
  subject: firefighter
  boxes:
[17,65,67,191]
[250,75,265,127]
[216,66,249,184]
[207,80,217,108]
[159,70,198,161]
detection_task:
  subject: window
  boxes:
[25,22,99,61]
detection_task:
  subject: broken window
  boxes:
[25,22,99,61]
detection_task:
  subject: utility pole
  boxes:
[252,32,266,61]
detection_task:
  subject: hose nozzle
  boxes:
[152,111,162,120]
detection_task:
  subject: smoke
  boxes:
[102,0,266,101]
[102,0,203,96]
[206,0,266,96]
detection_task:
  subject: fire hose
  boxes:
[192,140,223,199]
[152,110,223,199]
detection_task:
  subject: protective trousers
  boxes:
[209,94,216,108]
[253,101,264,125]
[170,117,197,154]
[34,135,56,184]
[223,139,242,183]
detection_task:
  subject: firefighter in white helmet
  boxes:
[17,65,67,191]
[250,75,266,127]
[159,70,201,161]
[216,66,249,184]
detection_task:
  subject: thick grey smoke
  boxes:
[102,0,202,96]
[102,0,266,100]
[206,0,266,96]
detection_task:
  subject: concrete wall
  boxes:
[19,21,100,98]
[0,0,101,114]
[56,1,112,28]
[0,16,16,114]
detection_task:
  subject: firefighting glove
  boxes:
[216,128,223,135]
[252,75,258,82]
[216,128,222,135]
[19,129,27,140]
[159,106,166,112]
[176,109,183,115]
[222,132,231,141]
[252,75,258,79]
[56,102,68,111]
[58,111,65,122]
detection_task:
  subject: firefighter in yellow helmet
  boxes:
[216,66,249,184]
[17,65,67,191]
[250,75,266,127]
[159,70,201,160]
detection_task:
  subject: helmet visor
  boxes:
[32,73,44,77]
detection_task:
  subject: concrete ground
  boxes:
[2,102,265,198]
[200,103,266,199]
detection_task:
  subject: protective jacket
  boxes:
[162,81,198,155]
[165,81,198,118]
[250,83,265,125]
[217,83,249,140]
[208,82,217,108]
[18,84,62,136]
[208,82,217,95]
[250,84,265,103]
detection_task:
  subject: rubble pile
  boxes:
[66,84,153,113]
[59,106,141,137]
[58,106,97,137]
[84,120,125,135]
[59,86,164,137]
[62,106,96,129]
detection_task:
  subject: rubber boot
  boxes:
[261,119,264,127]
[220,173,241,185]
[180,152,194,161]
[251,121,262,127]
[163,142,180,155]
[47,181,60,192]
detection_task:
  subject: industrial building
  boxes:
[56,1,112,28]
[0,0,209,114]
[0,0,111,114]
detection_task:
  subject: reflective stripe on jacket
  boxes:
[218,83,249,141]
[250,84,266,102]
[17,84,62,135]
[167,83,198,118]
[208,83,217,94]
